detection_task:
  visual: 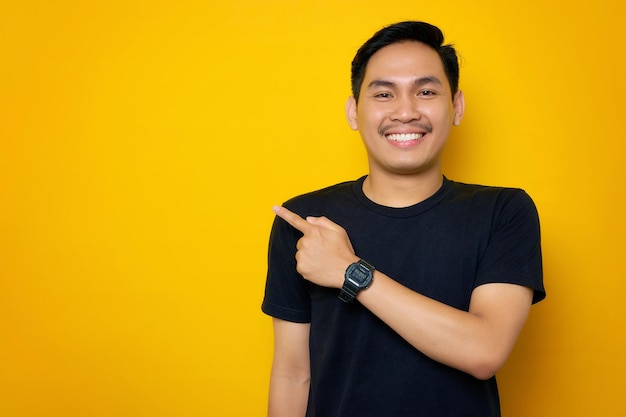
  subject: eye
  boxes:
[373,92,393,100]
[418,89,436,97]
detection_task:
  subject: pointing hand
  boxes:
[273,205,359,288]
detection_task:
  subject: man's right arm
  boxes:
[268,318,310,417]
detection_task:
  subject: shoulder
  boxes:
[447,178,530,199]
[282,177,363,217]
[446,179,537,212]
[441,179,541,236]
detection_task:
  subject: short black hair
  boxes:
[351,21,460,103]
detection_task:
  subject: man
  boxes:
[262,21,545,417]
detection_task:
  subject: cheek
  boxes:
[358,107,388,125]
[426,104,455,126]
[357,112,379,131]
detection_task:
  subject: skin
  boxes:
[346,41,465,207]
[268,41,534,417]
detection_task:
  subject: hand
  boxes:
[273,206,359,288]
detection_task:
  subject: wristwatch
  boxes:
[339,259,375,303]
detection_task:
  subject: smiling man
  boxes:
[262,21,545,417]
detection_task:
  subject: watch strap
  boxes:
[338,279,360,303]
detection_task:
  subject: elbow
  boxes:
[465,353,508,380]
[468,363,498,381]
[461,336,518,380]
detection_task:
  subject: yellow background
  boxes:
[1,0,624,416]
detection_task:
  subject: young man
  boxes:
[262,21,545,417]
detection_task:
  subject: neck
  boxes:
[362,170,444,208]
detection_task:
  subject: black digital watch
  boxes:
[339,259,375,303]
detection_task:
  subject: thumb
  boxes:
[306,216,343,231]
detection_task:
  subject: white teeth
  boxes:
[386,133,424,142]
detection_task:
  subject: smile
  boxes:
[385,133,424,142]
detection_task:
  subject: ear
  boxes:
[452,90,465,126]
[345,96,358,130]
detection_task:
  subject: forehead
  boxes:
[363,41,447,83]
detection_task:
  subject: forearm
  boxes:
[268,372,309,417]
[356,271,533,379]
[269,319,311,417]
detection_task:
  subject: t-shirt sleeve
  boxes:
[261,214,312,323]
[474,189,546,304]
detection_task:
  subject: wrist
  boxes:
[339,259,375,303]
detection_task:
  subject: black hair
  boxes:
[351,21,459,103]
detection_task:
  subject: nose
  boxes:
[390,95,421,123]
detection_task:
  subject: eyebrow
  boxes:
[367,76,444,90]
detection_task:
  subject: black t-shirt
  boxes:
[262,176,545,417]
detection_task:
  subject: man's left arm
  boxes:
[357,273,533,379]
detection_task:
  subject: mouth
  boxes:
[380,123,432,145]
[385,133,425,142]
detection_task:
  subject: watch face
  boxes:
[348,264,370,286]
[340,260,375,303]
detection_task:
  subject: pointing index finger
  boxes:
[272,205,311,233]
